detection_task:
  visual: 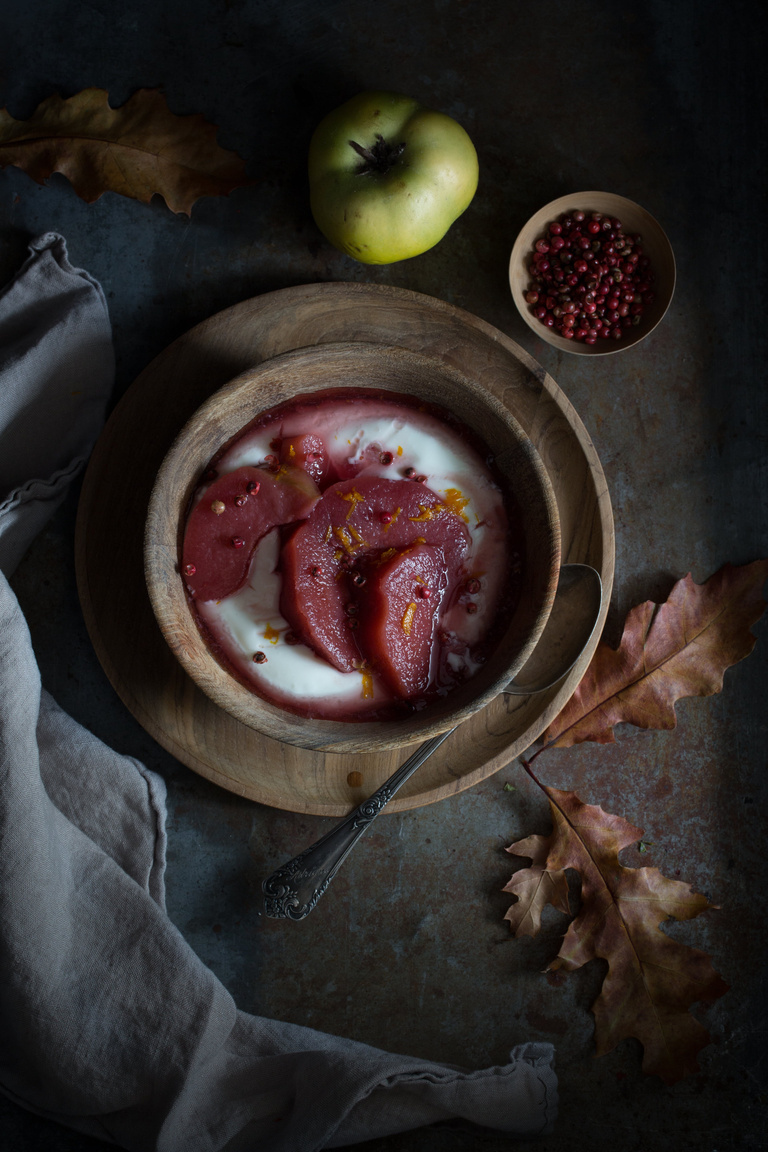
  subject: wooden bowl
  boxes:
[509,191,676,356]
[144,342,561,754]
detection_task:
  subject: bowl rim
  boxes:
[509,190,676,356]
[144,340,562,753]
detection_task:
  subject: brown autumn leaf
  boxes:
[0,88,251,214]
[538,559,768,752]
[504,784,728,1083]
[501,828,570,937]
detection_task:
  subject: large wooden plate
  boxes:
[75,283,614,816]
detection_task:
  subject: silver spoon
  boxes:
[262,563,602,920]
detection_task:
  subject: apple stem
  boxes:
[348,133,406,175]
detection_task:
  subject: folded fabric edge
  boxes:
[0,232,110,319]
[0,454,88,518]
[130,757,169,910]
[323,1042,558,1148]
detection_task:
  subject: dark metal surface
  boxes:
[2,2,766,1149]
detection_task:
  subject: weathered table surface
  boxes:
[2,3,766,1150]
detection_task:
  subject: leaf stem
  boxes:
[519,754,543,789]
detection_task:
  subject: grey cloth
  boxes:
[0,233,558,1151]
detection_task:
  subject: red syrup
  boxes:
[182,388,525,721]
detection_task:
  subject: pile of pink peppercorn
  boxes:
[526,210,655,343]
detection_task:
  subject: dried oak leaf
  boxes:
[0,88,251,214]
[504,785,728,1083]
[539,560,768,751]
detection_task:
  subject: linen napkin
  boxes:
[0,232,558,1151]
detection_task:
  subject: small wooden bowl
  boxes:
[509,191,676,356]
[144,342,561,754]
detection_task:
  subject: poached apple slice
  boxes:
[279,475,470,673]
[278,432,329,486]
[182,464,320,602]
[356,543,446,698]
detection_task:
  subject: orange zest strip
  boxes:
[333,526,356,553]
[401,602,417,635]
[408,504,434,523]
[442,488,470,522]
[340,488,365,521]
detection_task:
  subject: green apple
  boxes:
[308,90,479,265]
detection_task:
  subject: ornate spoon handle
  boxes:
[262,730,454,919]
